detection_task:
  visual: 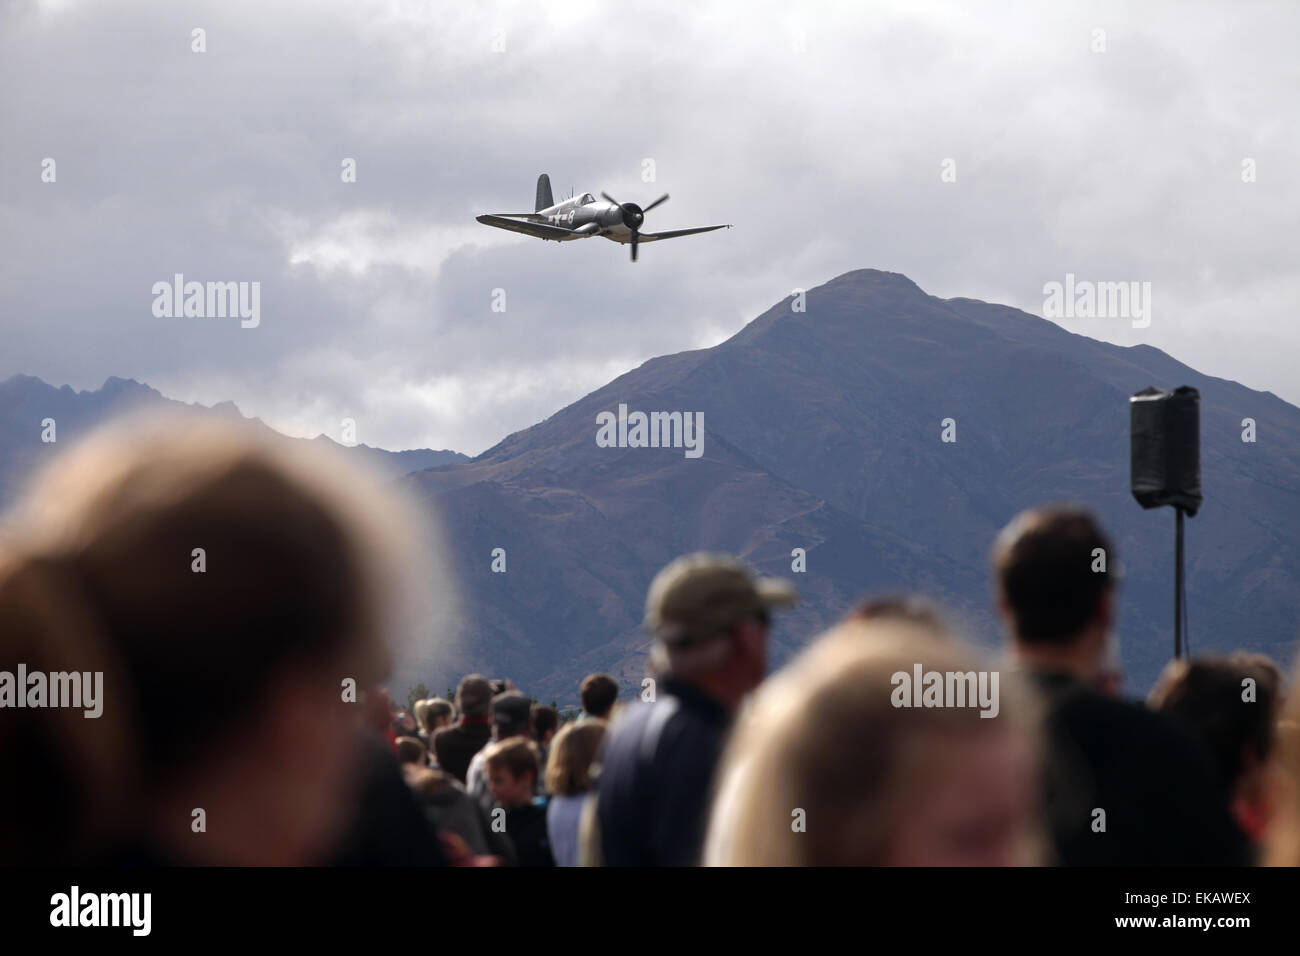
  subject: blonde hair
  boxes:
[705,616,1040,866]
[545,720,606,796]
[0,412,422,863]
[413,699,432,733]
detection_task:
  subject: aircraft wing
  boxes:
[637,224,732,243]
[476,214,580,240]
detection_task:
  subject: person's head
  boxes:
[706,615,1042,866]
[531,704,560,748]
[393,709,416,735]
[644,553,797,710]
[1151,653,1284,841]
[484,737,540,809]
[455,675,493,721]
[424,697,455,731]
[403,765,455,799]
[992,506,1115,679]
[490,691,532,741]
[545,720,606,797]
[848,596,948,629]
[579,673,619,720]
[412,699,432,734]
[0,414,415,865]
[395,735,427,768]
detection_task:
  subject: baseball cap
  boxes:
[645,553,797,647]
[491,691,532,735]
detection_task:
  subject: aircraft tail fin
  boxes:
[535,173,554,212]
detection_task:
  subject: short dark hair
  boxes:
[993,506,1114,645]
[1150,653,1283,788]
[580,673,619,718]
[531,704,560,740]
[456,675,493,719]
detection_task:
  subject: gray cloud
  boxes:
[2,0,1296,454]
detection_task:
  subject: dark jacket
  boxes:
[328,731,448,866]
[433,718,492,784]
[596,678,730,867]
[504,801,555,867]
[1030,669,1250,866]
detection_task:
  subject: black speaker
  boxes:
[1130,386,1202,516]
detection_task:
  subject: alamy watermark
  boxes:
[595,403,704,459]
[1042,273,1151,329]
[50,886,150,936]
[890,663,1000,718]
[0,665,103,718]
[152,274,260,328]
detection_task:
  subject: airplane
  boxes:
[476,173,731,262]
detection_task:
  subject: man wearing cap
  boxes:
[595,553,796,866]
[466,690,534,810]
[433,674,494,784]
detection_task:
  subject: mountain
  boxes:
[398,269,1300,703]
[0,374,468,505]
[5,271,1296,706]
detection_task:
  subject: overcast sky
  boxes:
[1,0,1295,455]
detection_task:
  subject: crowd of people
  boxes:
[2,415,1298,867]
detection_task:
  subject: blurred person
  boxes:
[405,766,514,866]
[532,703,560,776]
[597,553,796,866]
[393,708,417,736]
[1266,707,1300,866]
[0,414,442,865]
[424,697,455,734]
[396,735,428,769]
[1150,653,1284,846]
[847,595,948,629]
[364,687,399,755]
[484,737,554,867]
[705,616,1042,865]
[466,690,532,807]
[579,673,619,721]
[433,675,494,784]
[545,720,606,866]
[412,699,432,744]
[993,505,1249,865]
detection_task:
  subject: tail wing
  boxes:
[536,174,554,212]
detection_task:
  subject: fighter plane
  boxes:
[476,174,731,262]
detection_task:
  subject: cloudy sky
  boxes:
[1,0,1295,455]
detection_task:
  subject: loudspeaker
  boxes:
[1130,386,1202,516]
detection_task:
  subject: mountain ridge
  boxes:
[3,268,1296,705]
[397,268,1300,701]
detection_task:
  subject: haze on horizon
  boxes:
[1,0,1295,456]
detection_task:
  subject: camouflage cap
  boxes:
[645,553,797,646]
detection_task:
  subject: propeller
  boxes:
[602,192,670,261]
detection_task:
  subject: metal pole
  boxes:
[1174,507,1184,660]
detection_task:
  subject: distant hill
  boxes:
[397,269,1300,702]
[6,269,1298,708]
[0,374,468,506]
